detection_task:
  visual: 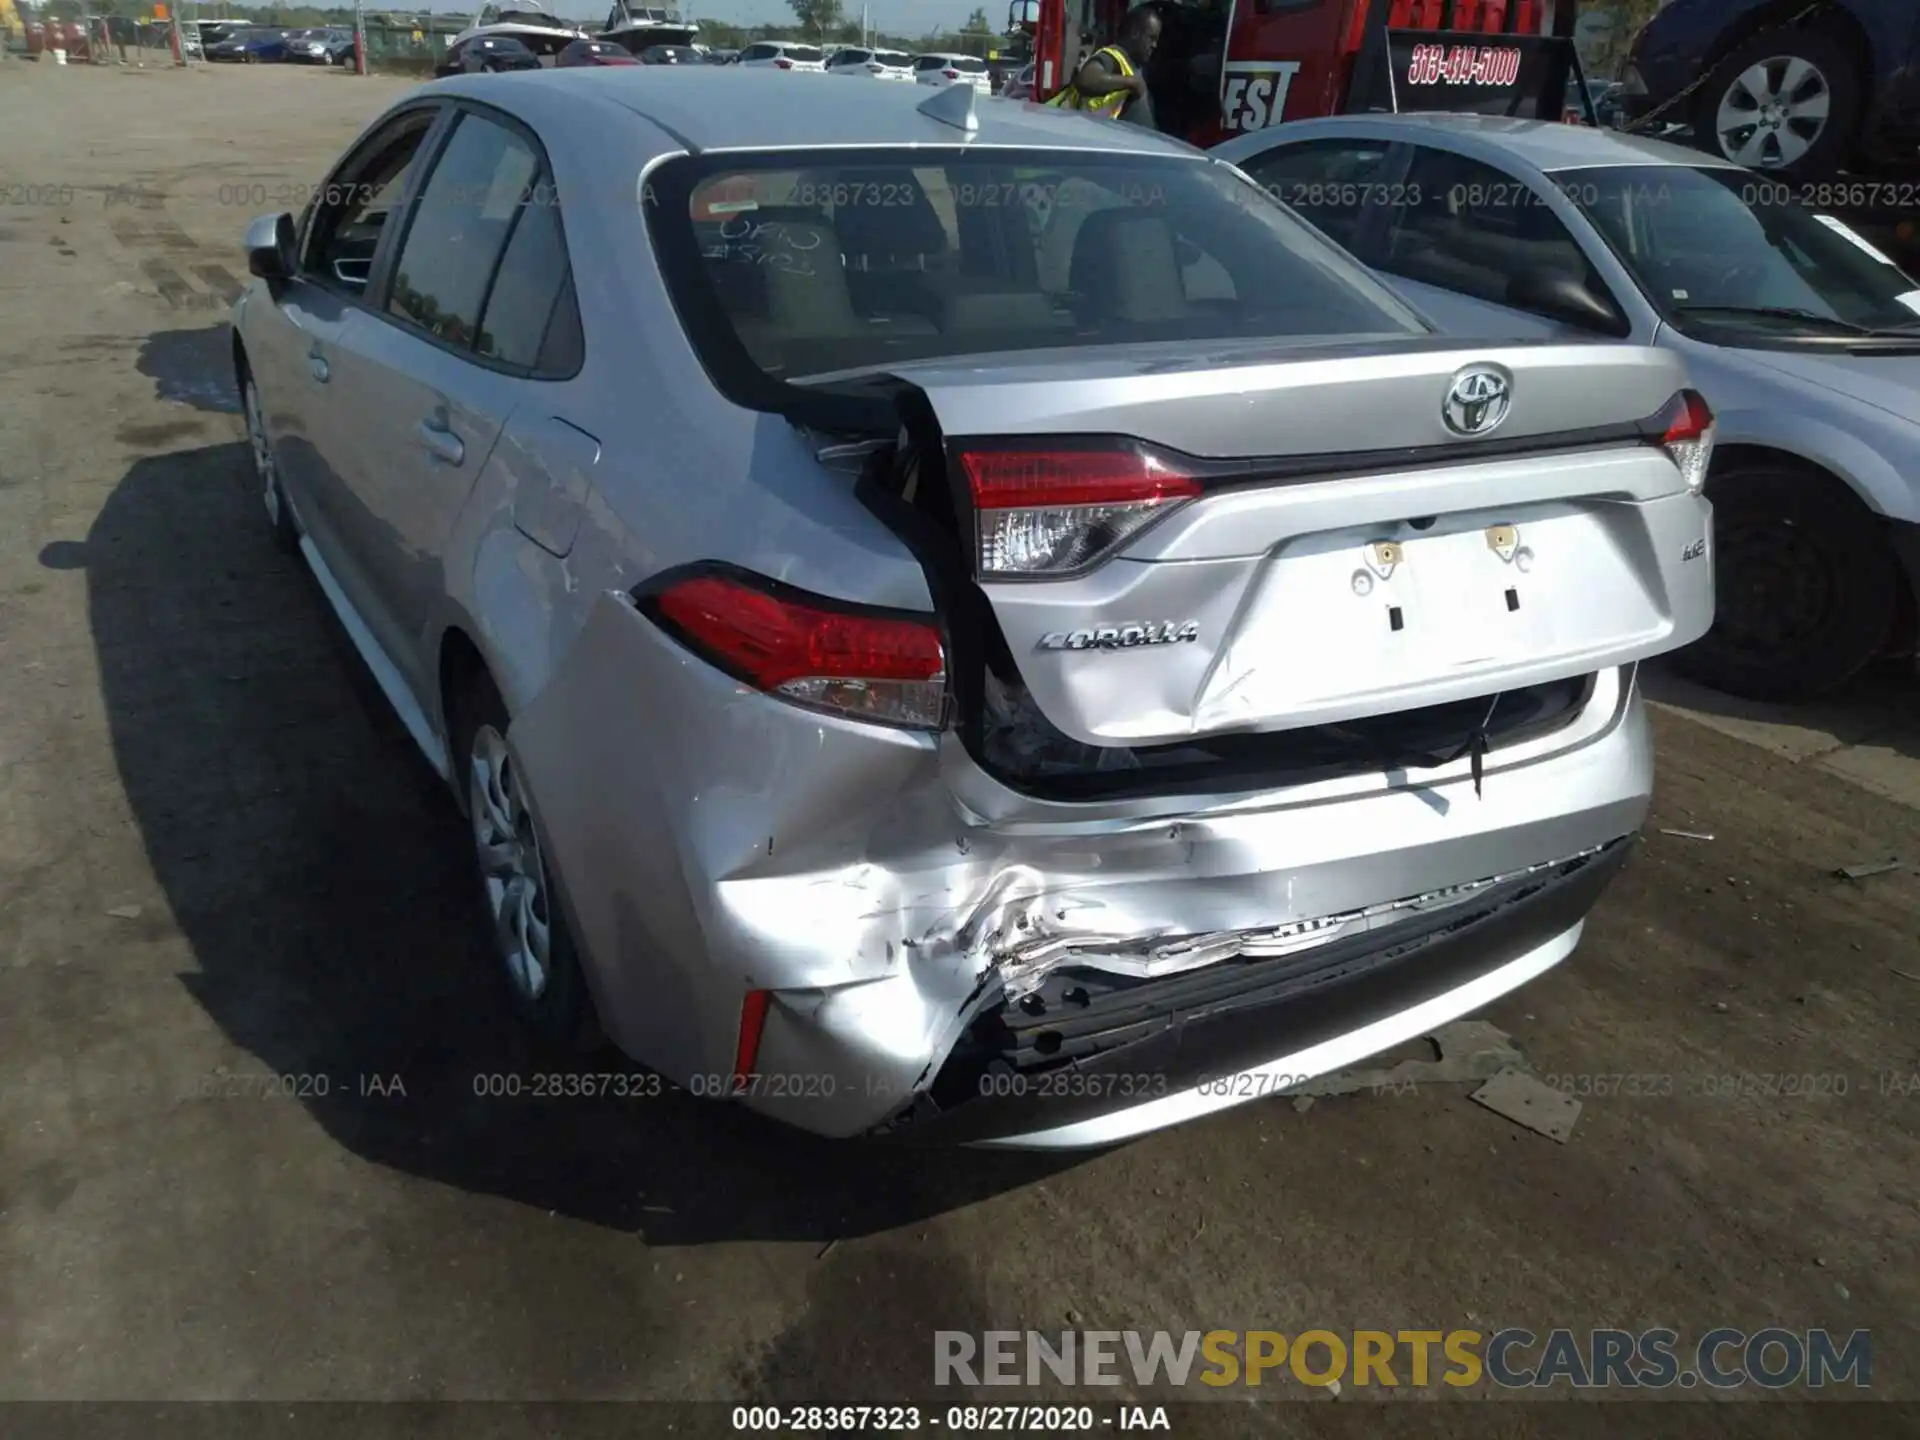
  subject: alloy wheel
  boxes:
[1714,56,1831,169]
[243,378,282,528]
[468,724,553,1002]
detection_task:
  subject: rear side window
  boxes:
[476,182,580,374]
[646,148,1427,406]
[388,112,539,350]
[1235,138,1397,252]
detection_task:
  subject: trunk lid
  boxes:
[893,340,1714,747]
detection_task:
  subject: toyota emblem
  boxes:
[1443,365,1513,437]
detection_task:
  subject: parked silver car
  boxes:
[231,70,1714,1146]
[1216,115,1920,701]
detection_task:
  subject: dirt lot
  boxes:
[3,60,1920,1431]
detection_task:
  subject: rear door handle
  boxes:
[416,419,465,466]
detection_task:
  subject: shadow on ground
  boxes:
[136,324,240,413]
[1642,656,1920,766]
[61,437,1080,1246]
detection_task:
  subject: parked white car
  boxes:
[826,45,913,80]
[912,52,990,93]
[736,39,825,71]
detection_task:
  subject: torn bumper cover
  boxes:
[888,840,1628,1146]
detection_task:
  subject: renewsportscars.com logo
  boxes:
[934,1328,1872,1391]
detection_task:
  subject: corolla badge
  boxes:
[1037,620,1201,652]
[1443,364,1514,437]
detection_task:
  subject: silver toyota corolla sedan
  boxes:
[230,70,1715,1146]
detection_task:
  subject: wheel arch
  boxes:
[1709,441,1918,657]
[435,624,494,813]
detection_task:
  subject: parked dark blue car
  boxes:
[1617,0,1920,178]
[207,27,296,62]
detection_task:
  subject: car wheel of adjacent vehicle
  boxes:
[1695,29,1860,176]
[454,674,600,1051]
[240,363,299,555]
[1676,465,1899,701]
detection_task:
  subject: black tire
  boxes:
[1675,464,1899,701]
[1692,27,1861,179]
[238,358,300,556]
[451,672,602,1052]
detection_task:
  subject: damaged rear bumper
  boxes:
[508,590,1652,1145]
[887,840,1627,1147]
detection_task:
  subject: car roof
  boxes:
[443,67,1199,156]
[1251,113,1745,174]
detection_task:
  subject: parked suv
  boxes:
[826,45,914,80]
[737,40,824,71]
[912,51,991,93]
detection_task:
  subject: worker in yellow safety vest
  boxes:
[1045,6,1161,121]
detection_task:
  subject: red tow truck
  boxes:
[1008,0,1592,147]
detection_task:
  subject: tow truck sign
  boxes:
[1220,61,1301,133]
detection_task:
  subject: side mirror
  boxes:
[1508,264,1626,334]
[245,211,297,283]
[1007,0,1038,31]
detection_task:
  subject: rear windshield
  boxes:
[875,51,911,66]
[783,44,823,61]
[951,56,987,73]
[646,148,1427,397]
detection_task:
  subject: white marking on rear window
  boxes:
[1898,290,1920,318]
[707,200,759,215]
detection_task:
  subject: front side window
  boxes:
[388,112,539,349]
[1560,163,1920,339]
[1380,147,1600,311]
[303,109,438,293]
[646,148,1427,400]
[1235,137,1397,252]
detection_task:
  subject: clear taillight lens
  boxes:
[956,442,1201,579]
[1652,389,1715,493]
[646,570,947,730]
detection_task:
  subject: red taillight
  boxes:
[1660,389,1714,445]
[774,56,791,68]
[943,68,959,78]
[1648,389,1715,492]
[956,442,1200,578]
[648,570,947,729]
[730,989,771,1094]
